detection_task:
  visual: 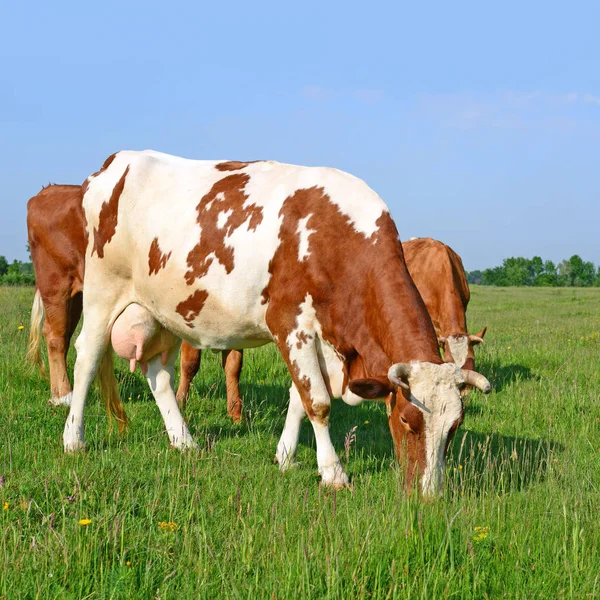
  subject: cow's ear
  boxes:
[349,377,393,400]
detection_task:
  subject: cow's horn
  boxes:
[388,363,411,390]
[461,370,491,393]
[469,335,485,344]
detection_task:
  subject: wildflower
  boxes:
[458,465,463,470]
[158,521,178,531]
[507,346,511,350]
[18,325,24,330]
[126,561,131,567]
[3,501,8,510]
[364,420,369,425]
[78,519,92,526]
[472,526,489,543]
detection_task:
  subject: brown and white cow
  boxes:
[26,184,242,421]
[402,237,486,372]
[63,151,490,496]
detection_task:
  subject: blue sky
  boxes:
[2,0,599,270]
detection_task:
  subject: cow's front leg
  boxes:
[274,334,349,489]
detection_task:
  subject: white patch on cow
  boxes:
[204,191,225,213]
[275,384,305,469]
[296,215,315,261]
[406,361,463,497]
[49,392,72,407]
[447,335,469,368]
[217,208,233,229]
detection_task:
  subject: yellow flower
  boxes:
[158,521,178,531]
[18,325,24,330]
[507,346,511,350]
[364,420,369,425]
[3,501,8,510]
[473,526,489,543]
[78,519,92,526]
[126,561,131,567]
[458,465,463,470]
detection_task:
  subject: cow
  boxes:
[63,151,490,496]
[176,238,488,415]
[402,237,486,372]
[26,184,243,421]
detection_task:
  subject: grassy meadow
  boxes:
[1,285,599,599]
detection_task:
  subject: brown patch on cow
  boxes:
[215,161,261,172]
[387,392,426,493]
[184,174,263,285]
[92,166,129,259]
[148,237,172,276]
[295,330,310,349]
[175,290,209,327]
[311,402,330,425]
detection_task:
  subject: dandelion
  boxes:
[158,521,178,531]
[3,501,8,510]
[473,526,489,543]
[364,420,369,425]
[78,519,92,526]
[126,561,131,567]
[458,465,463,470]
[18,325,24,330]
[507,346,511,350]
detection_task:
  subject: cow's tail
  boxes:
[27,288,47,376]
[97,347,128,433]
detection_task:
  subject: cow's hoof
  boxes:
[319,465,350,490]
[50,392,72,407]
[274,454,299,472]
[170,437,200,452]
[64,440,86,453]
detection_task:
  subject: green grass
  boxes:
[1,285,599,599]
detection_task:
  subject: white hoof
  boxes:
[169,434,199,451]
[274,454,299,472]
[319,463,350,489]
[49,392,73,407]
[64,439,86,453]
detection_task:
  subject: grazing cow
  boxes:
[402,237,486,372]
[26,184,242,421]
[63,151,490,496]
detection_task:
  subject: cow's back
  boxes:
[27,184,86,294]
[82,151,390,349]
[402,237,469,335]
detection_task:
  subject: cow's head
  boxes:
[438,327,487,372]
[348,361,490,497]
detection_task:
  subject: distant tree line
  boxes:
[467,255,600,287]
[0,256,35,285]
[0,244,35,285]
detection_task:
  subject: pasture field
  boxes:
[1,285,599,599]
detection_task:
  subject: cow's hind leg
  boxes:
[43,298,74,406]
[63,287,131,452]
[146,343,198,450]
[176,343,201,409]
[223,349,243,423]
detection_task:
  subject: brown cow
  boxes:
[402,237,486,373]
[26,184,242,420]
